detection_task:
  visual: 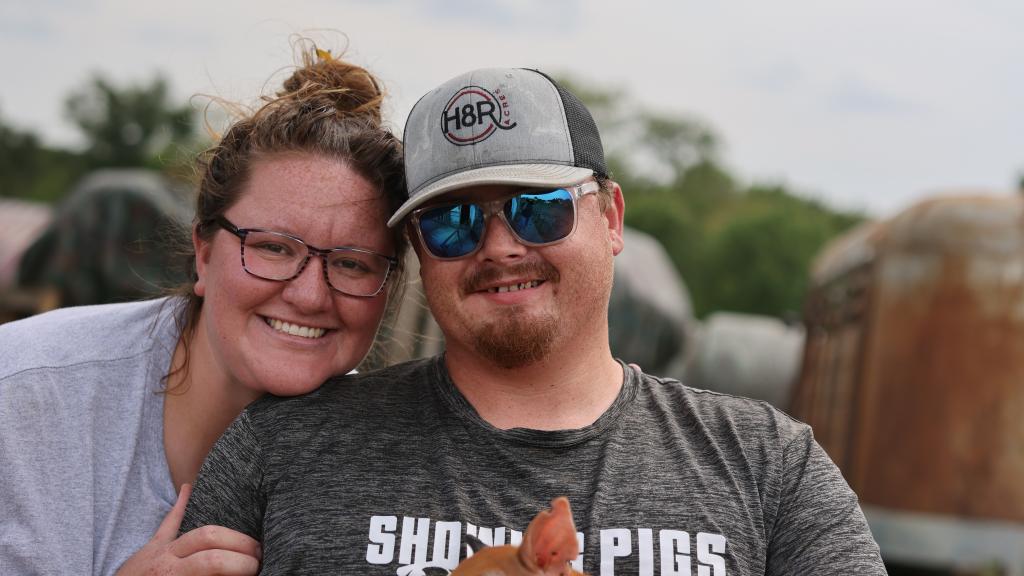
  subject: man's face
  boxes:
[414,182,625,369]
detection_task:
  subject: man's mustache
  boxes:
[461,260,561,295]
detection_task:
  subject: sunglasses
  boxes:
[411,181,601,259]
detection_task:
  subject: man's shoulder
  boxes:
[635,368,809,445]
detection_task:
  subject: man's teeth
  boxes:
[266,318,326,339]
[489,280,541,293]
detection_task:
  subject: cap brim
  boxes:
[387,164,594,228]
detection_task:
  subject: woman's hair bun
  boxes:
[276,39,384,124]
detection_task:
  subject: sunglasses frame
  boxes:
[410,181,602,260]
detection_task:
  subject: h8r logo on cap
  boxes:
[441,85,518,146]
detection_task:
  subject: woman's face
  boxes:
[193,152,396,397]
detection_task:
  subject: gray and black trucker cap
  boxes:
[387,68,607,227]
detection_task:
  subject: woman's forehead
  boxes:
[243,155,384,205]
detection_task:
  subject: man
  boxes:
[182,68,887,575]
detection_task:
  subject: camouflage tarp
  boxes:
[17,169,193,307]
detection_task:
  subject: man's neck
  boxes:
[444,336,624,431]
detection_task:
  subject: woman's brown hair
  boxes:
[167,39,407,386]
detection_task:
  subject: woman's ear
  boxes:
[192,224,211,297]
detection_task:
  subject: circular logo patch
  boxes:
[440,85,517,146]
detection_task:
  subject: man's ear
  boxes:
[603,181,626,256]
[192,224,212,297]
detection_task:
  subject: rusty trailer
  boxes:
[792,193,1024,575]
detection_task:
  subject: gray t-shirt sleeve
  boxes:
[180,411,265,540]
[767,426,886,575]
[0,299,180,576]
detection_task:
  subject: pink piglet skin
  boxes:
[450,497,586,576]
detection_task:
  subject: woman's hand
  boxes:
[116,484,261,575]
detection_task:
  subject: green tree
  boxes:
[554,75,716,185]
[699,187,855,316]
[632,112,717,183]
[64,74,194,169]
[0,110,87,202]
[565,76,863,319]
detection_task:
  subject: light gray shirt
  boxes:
[182,356,886,575]
[0,298,180,575]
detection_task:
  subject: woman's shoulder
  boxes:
[0,297,182,380]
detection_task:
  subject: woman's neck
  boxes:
[162,313,262,490]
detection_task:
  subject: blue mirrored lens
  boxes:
[419,203,485,258]
[505,188,575,244]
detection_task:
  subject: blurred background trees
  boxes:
[1,74,196,203]
[64,74,195,170]
[0,109,87,203]
[2,71,861,320]
[560,75,863,319]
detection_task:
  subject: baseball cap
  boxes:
[387,68,608,227]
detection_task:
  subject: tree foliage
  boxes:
[699,186,856,317]
[64,74,195,169]
[1,74,197,203]
[558,75,864,319]
[0,110,88,202]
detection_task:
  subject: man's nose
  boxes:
[475,214,528,262]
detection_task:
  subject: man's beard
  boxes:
[460,260,561,369]
[469,305,559,369]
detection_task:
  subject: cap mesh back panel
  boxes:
[534,71,608,178]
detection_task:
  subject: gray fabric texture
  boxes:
[403,68,575,194]
[0,298,180,575]
[182,356,885,575]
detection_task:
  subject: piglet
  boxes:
[450,497,585,576]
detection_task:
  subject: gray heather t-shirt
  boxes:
[0,298,180,575]
[182,356,885,575]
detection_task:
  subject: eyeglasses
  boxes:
[411,181,601,260]
[209,216,397,297]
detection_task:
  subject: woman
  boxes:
[0,42,407,575]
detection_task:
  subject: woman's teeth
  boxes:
[266,318,326,339]
[489,280,541,294]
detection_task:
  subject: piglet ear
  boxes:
[518,497,580,574]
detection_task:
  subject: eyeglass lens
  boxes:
[418,188,576,258]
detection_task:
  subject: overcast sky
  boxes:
[2,0,1021,217]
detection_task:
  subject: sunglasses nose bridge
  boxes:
[470,198,519,245]
[478,197,507,219]
[476,210,531,259]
